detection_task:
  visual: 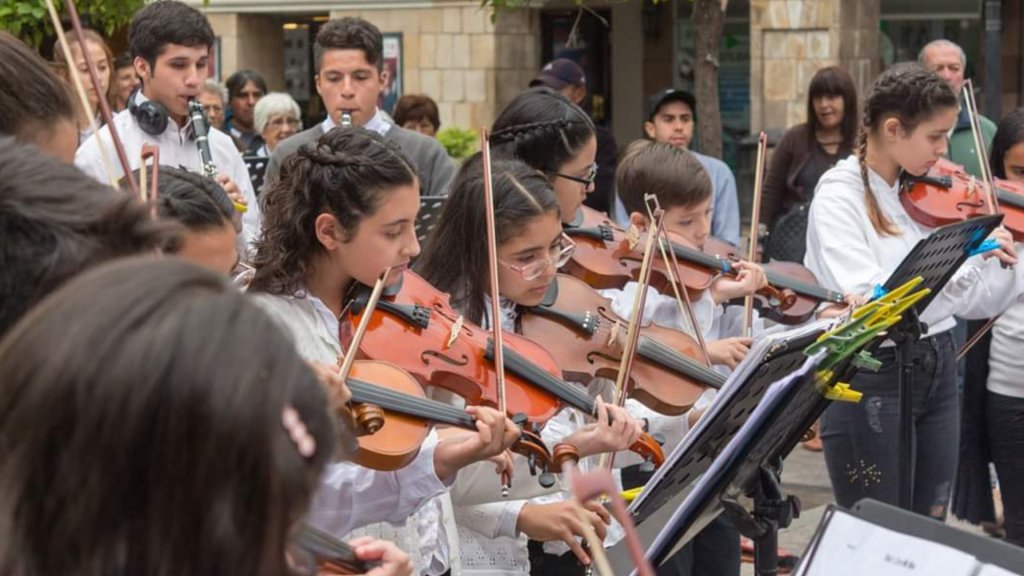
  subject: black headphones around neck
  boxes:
[128,88,170,135]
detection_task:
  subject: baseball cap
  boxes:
[646,88,697,122]
[529,59,586,90]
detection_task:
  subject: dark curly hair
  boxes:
[248,127,417,296]
[490,87,595,174]
[855,62,957,235]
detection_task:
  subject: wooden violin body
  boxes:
[521,274,724,416]
[349,270,666,470]
[900,157,1024,242]
[563,207,845,325]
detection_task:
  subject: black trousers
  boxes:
[987,391,1024,547]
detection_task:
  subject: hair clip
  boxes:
[282,405,317,458]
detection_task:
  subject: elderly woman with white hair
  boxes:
[249,92,302,157]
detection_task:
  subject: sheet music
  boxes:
[798,508,981,576]
[627,319,831,515]
[643,349,824,565]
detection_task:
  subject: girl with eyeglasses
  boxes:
[489,86,598,225]
[415,155,644,576]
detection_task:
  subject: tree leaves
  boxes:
[0,0,144,47]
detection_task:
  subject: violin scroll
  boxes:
[351,403,385,436]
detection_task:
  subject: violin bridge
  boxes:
[447,315,465,349]
[608,319,621,348]
[626,225,641,251]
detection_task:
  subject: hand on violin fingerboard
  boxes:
[561,397,644,458]
[516,500,611,566]
[431,406,520,482]
[709,260,768,304]
[324,537,412,576]
[815,292,867,320]
[706,337,752,369]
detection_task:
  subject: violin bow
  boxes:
[650,219,713,367]
[955,80,1007,360]
[480,129,512,495]
[46,0,139,198]
[743,132,769,339]
[567,466,656,576]
[596,194,666,472]
[338,267,392,382]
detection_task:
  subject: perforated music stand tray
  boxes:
[416,196,447,246]
[606,322,828,574]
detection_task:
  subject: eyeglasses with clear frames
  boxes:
[499,233,577,281]
[548,163,598,188]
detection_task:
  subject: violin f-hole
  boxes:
[419,350,470,367]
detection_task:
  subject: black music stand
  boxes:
[876,215,1002,509]
[606,323,828,575]
[416,196,447,246]
[244,155,269,197]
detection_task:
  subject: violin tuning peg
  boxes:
[652,433,666,446]
[538,471,557,488]
[638,459,656,474]
[512,412,528,427]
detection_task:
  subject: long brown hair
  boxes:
[0,257,337,576]
[858,63,957,235]
[416,156,559,323]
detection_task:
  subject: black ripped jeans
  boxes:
[820,331,959,518]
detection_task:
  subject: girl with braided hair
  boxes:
[490,87,598,224]
[247,126,521,575]
[805,62,1024,518]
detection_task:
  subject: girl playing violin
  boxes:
[247,126,520,571]
[806,63,1022,519]
[0,257,410,576]
[489,87,597,225]
[415,156,644,575]
[959,107,1024,546]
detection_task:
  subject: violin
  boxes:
[563,206,846,324]
[520,274,725,416]
[336,359,550,475]
[900,157,1024,242]
[348,270,666,471]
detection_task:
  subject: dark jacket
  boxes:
[760,123,852,229]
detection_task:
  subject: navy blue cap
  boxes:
[530,59,586,90]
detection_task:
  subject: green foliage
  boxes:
[0,0,144,47]
[437,127,479,161]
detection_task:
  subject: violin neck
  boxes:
[485,339,595,414]
[347,378,476,429]
[636,336,726,389]
[294,523,376,573]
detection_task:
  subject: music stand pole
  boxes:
[749,462,800,576]
[888,308,925,510]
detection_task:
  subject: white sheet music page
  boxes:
[802,508,979,576]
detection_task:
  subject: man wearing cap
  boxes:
[530,58,619,214]
[613,88,741,246]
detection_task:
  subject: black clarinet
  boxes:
[188,98,246,214]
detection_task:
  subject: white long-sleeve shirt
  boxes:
[806,155,1024,337]
[75,93,261,255]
